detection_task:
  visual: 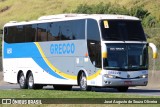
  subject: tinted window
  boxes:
[37,23,48,41]
[72,20,85,39]
[101,20,146,41]
[25,24,36,42]
[87,19,100,41]
[4,19,86,43]
[48,20,85,41]
[15,26,25,43]
[4,26,24,43]
[48,22,61,41]
[87,19,101,68]
[61,21,72,40]
[4,27,16,43]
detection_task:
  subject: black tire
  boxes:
[53,85,72,90]
[79,72,91,91]
[117,86,129,92]
[18,72,28,89]
[27,72,43,89]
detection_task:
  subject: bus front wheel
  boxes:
[79,72,91,91]
[27,72,43,89]
[18,72,28,89]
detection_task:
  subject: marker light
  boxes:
[149,43,158,59]
[102,43,107,58]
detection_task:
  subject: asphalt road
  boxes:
[0,83,160,96]
[0,72,160,96]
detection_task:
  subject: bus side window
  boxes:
[5,26,17,43]
[37,23,48,42]
[87,19,102,68]
[48,22,61,41]
[4,27,8,43]
[25,25,36,42]
[72,20,85,40]
[61,21,72,40]
[16,26,25,43]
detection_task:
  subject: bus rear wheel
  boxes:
[116,86,129,92]
[18,72,28,89]
[27,72,43,89]
[79,72,91,91]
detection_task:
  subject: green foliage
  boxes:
[0,0,160,29]
[74,4,93,14]
[73,2,129,15]
[0,90,157,98]
[73,2,157,28]
[143,15,157,27]
[129,6,150,19]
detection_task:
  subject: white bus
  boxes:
[2,14,157,92]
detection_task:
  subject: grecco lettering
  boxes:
[50,43,75,55]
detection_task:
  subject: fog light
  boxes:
[140,74,148,78]
[104,74,116,78]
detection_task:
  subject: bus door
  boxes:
[86,19,102,78]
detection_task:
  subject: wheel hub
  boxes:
[19,76,25,86]
[80,76,87,89]
[28,76,34,87]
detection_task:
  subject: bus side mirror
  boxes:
[149,43,158,59]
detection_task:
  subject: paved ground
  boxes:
[0,71,160,96]
[0,72,5,85]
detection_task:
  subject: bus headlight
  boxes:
[104,74,116,78]
[139,74,148,78]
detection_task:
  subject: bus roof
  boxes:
[4,14,140,27]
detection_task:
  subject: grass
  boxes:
[0,0,160,28]
[0,90,160,107]
[0,89,159,98]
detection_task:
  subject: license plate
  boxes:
[124,81,132,85]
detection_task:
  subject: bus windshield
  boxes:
[100,20,146,41]
[103,44,148,71]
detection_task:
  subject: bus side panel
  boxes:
[33,57,77,85]
[3,59,17,83]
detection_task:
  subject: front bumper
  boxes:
[102,78,148,87]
